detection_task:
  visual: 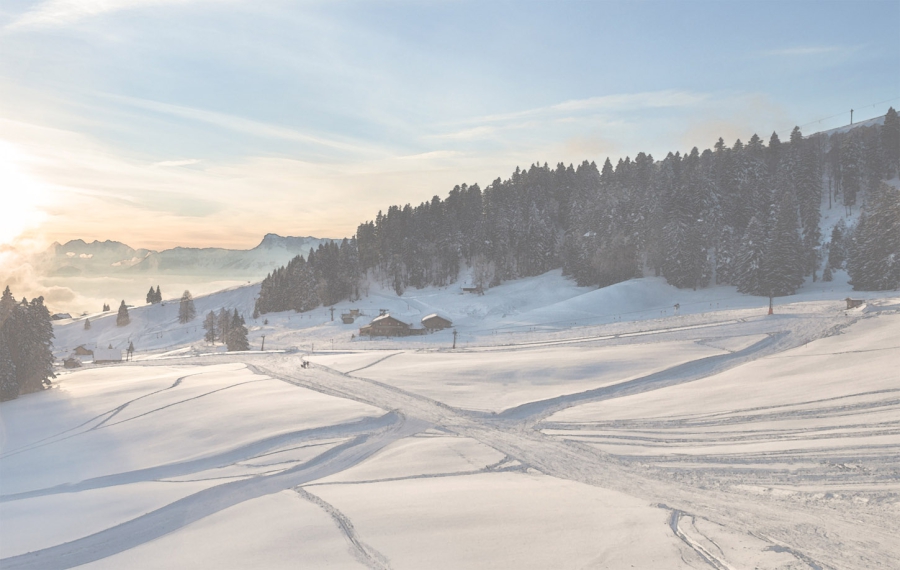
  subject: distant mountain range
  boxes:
[36,234,330,278]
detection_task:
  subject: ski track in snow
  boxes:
[3,301,897,568]
[0,415,428,569]
[293,487,393,570]
[0,413,401,503]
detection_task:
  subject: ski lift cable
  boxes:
[788,95,900,135]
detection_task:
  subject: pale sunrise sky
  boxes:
[1,0,898,251]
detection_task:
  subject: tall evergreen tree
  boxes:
[882,107,900,178]
[226,309,249,351]
[763,192,806,296]
[202,311,217,344]
[0,286,19,400]
[841,134,863,212]
[84,318,91,330]
[116,300,130,327]
[217,308,231,343]
[847,182,900,290]
[734,217,767,295]
[827,220,847,269]
[154,286,162,303]
[146,286,156,305]
[178,290,196,324]
[0,325,17,401]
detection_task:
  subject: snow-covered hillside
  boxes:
[3,273,898,568]
[51,265,889,359]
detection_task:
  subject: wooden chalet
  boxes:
[421,313,452,331]
[73,345,94,356]
[359,314,421,337]
[845,298,865,310]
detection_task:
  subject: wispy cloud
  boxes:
[761,45,854,57]
[105,94,378,155]
[152,159,200,167]
[464,90,708,126]
[431,90,707,141]
[5,0,200,30]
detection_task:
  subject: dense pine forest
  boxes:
[257,110,900,315]
[0,286,56,401]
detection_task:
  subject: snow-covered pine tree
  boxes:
[7,296,56,396]
[763,192,806,296]
[794,129,823,279]
[178,290,196,324]
[146,286,156,304]
[116,300,130,327]
[841,134,863,213]
[847,182,900,290]
[827,220,847,269]
[882,107,899,178]
[0,325,17,401]
[217,308,231,343]
[734,217,767,295]
[0,287,19,400]
[226,309,249,351]
[661,148,710,290]
[203,311,217,344]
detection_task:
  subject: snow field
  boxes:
[309,472,700,570]
[80,491,367,570]
[319,340,726,413]
[4,271,898,569]
[1,364,384,496]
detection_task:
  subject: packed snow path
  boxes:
[2,301,897,569]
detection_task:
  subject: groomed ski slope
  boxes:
[2,272,898,569]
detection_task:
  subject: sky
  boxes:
[0,0,898,252]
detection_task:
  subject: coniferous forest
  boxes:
[256,110,900,315]
[0,286,56,401]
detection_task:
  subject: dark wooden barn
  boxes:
[421,313,452,331]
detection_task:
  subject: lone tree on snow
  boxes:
[178,291,196,324]
[116,301,130,327]
[84,318,91,330]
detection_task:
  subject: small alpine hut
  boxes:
[359,314,411,337]
[421,313,452,332]
[92,347,123,363]
[73,345,94,356]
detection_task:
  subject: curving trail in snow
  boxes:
[1,414,427,570]
[3,296,898,569]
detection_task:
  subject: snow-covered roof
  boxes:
[371,314,408,326]
[422,313,451,323]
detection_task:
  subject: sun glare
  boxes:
[0,141,48,245]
